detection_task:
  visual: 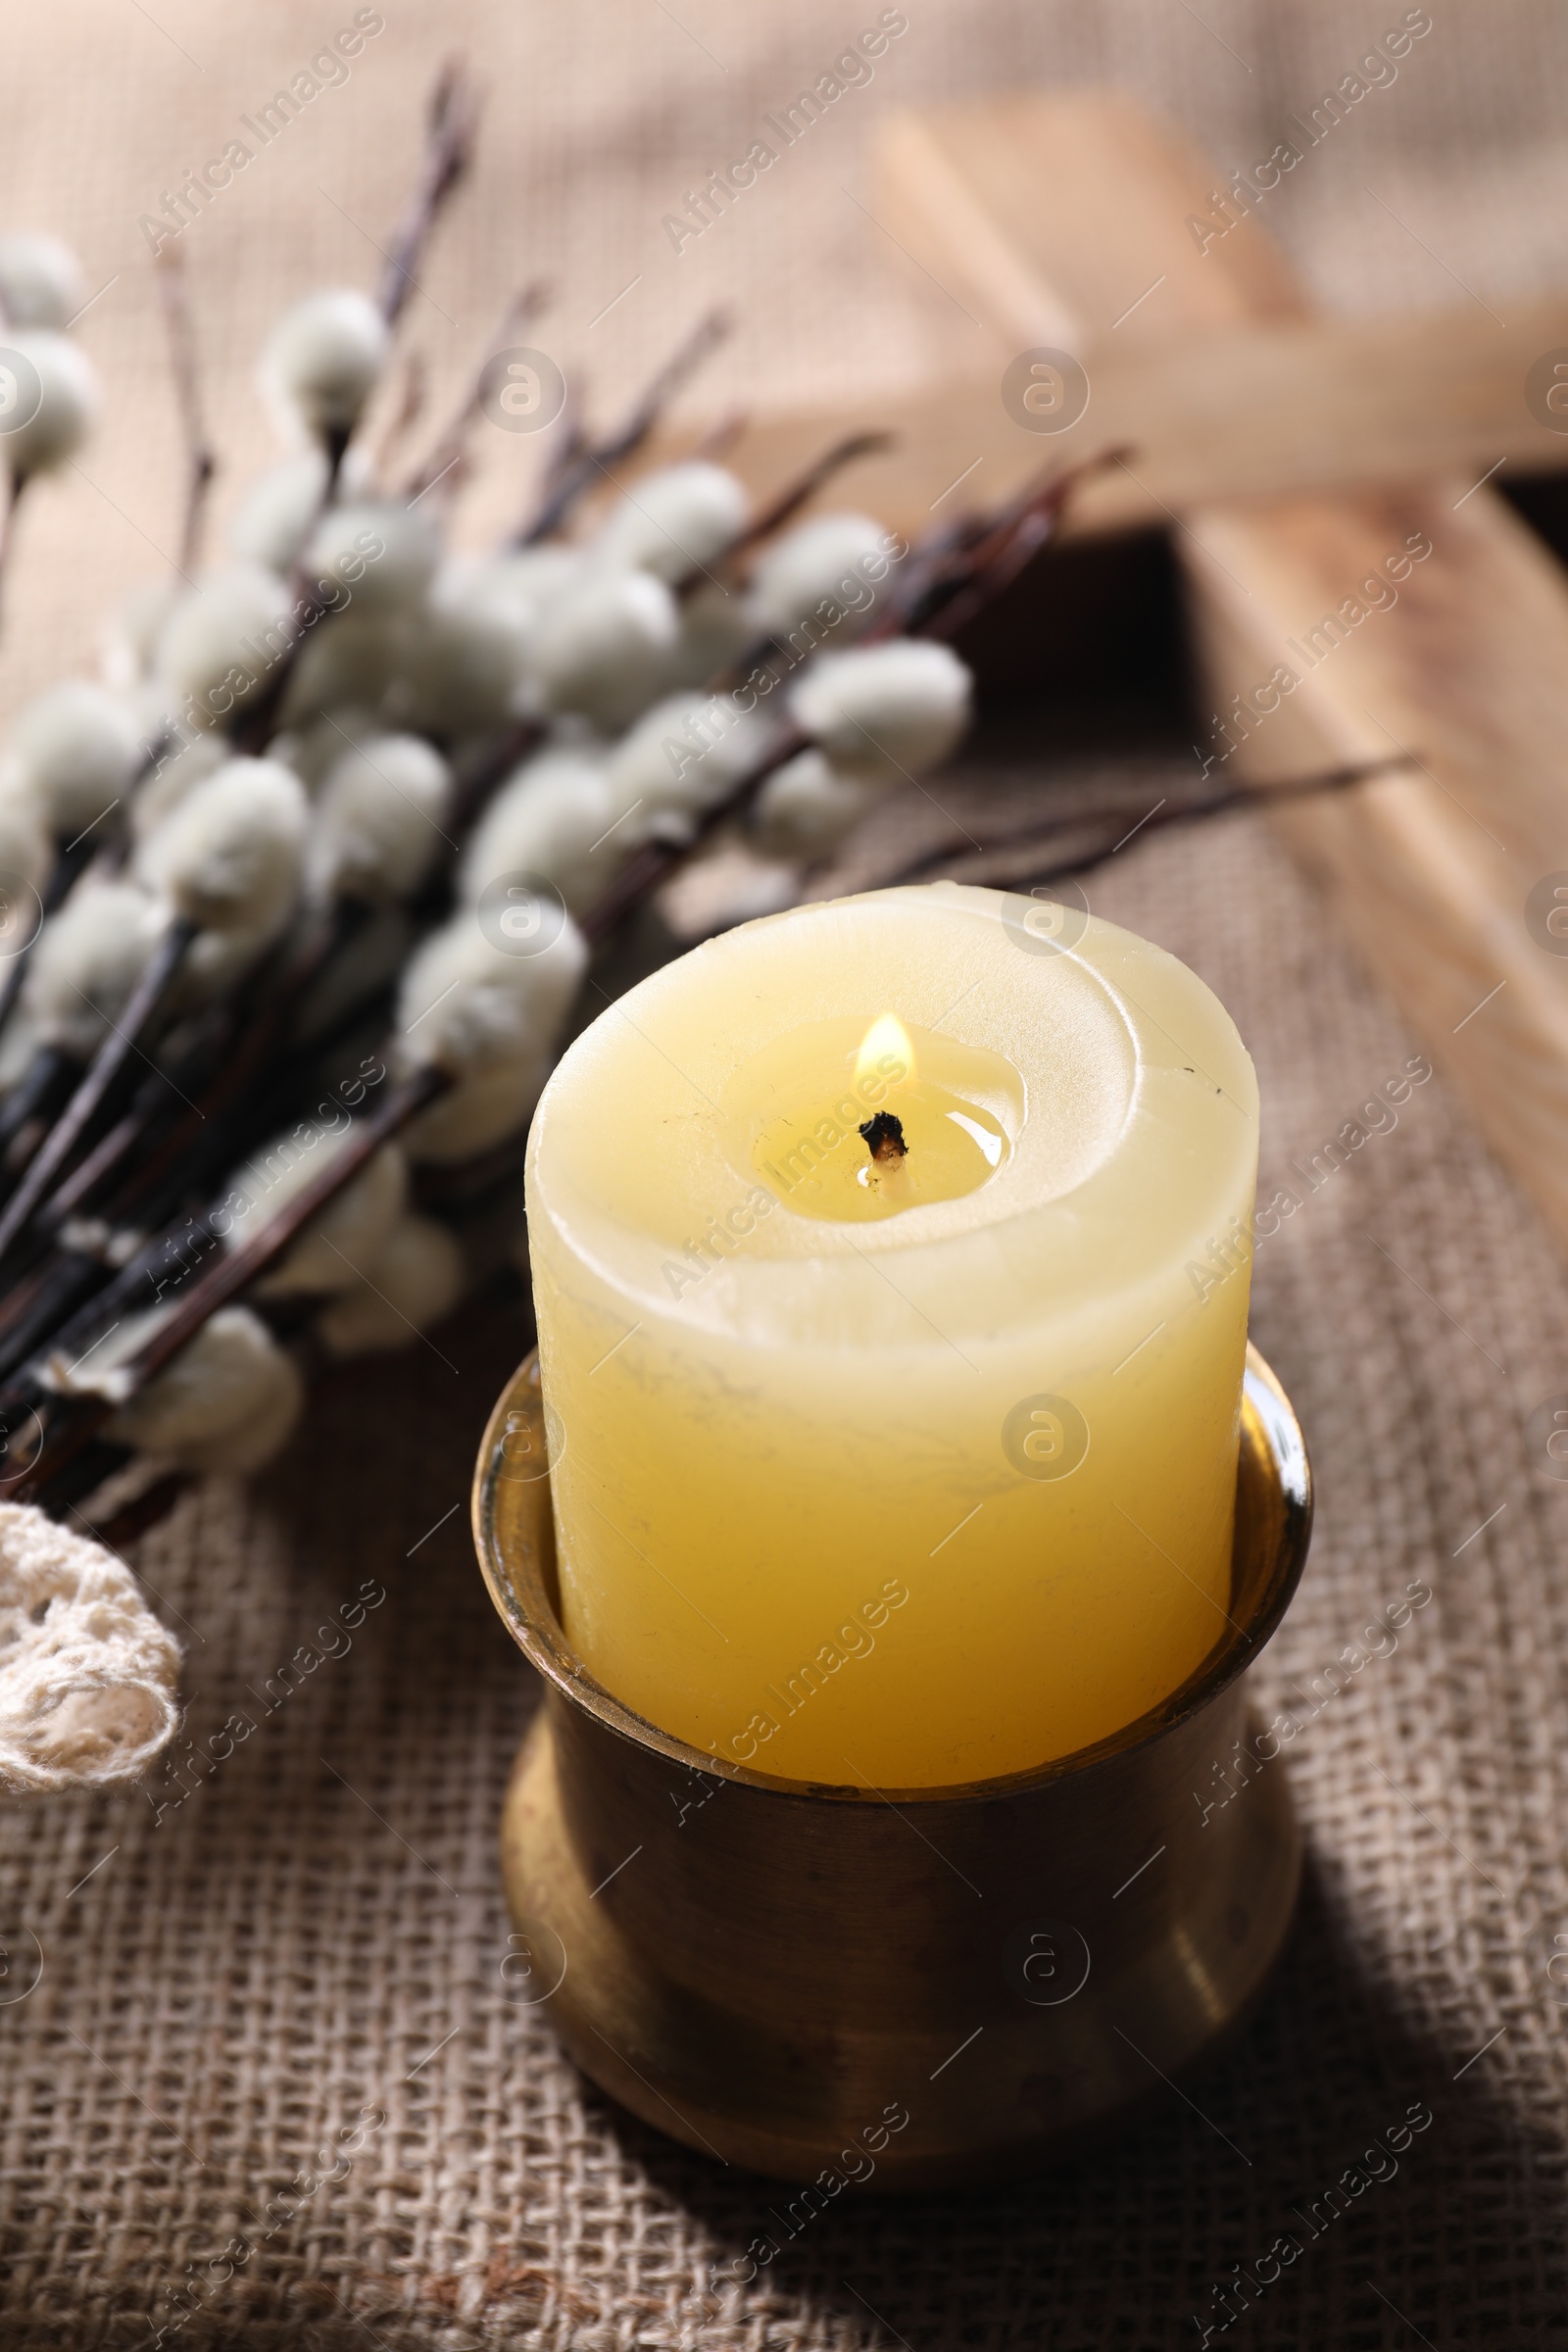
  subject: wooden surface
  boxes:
[869,91,1568,1251]
[700,297,1568,551]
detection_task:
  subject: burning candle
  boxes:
[525,883,1258,1786]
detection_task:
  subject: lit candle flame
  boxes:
[855,1012,915,1090]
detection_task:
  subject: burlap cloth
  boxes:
[3,1,1568,2342]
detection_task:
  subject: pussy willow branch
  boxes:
[155,245,218,580]
[12,1063,450,1502]
[881,757,1416,895]
[514,308,731,545]
[377,57,478,328]
[402,276,550,501]
[9,439,1114,1515]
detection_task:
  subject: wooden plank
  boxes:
[698,297,1568,553]
[871,92,1568,1251]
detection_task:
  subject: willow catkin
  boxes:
[0,330,97,477]
[788,639,972,778]
[105,1305,304,1474]
[24,882,164,1058]
[6,679,143,841]
[593,461,749,583]
[457,745,613,918]
[308,732,452,906]
[0,232,85,330]
[259,288,389,445]
[318,1212,465,1355]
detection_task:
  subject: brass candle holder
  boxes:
[472,1344,1311,2187]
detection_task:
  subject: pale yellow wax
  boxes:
[525,883,1258,1788]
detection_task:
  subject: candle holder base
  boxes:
[475,1347,1311,2188]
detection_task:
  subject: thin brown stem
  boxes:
[0,467,28,636]
[0,916,197,1266]
[378,57,479,328]
[402,277,550,502]
[16,1061,450,1500]
[578,722,808,947]
[155,246,218,579]
[884,758,1415,893]
[514,309,730,545]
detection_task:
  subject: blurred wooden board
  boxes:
[866,91,1568,1252]
[709,294,1568,550]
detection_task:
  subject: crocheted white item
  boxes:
[0,1502,181,1795]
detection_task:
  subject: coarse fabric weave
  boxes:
[2,1,1567,2344]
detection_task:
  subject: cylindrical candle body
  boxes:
[526,884,1258,1786]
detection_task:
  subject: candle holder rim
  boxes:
[472,1340,1311,1808]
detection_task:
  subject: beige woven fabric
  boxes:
[3,1,1568,2343]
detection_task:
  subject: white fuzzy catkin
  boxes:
[227,450,333,574]
[156,566,295,727]
[309,732,451,905]
[788,639,972,778]
[0,233,85,330]
[458,747,614,918]
[1,330,97,477]
[0,1502,181,1796]
[308,501,436,615]
[128,730,229,842]
[746,511,892,644]
[662,578,753,690]
[291,904,412,1043]
[390,564,546,737]
[530,568,679,733]
[24,882,163,1057]
[107,1306,304,1475]
[319,1213,465,1354]
[279,614,409,726]
[0,780,51,898]
[403,1054,542,1164]
[7,679,143,839]
[222,1122,407,1292]
[100,580,183,692]
[260,288,389,443]
[136,758,308,939]
[593,462,749,583]
[602,691,767,836]
[752,748,883,859]
[486,544,584,614]
[396,911,588,1081]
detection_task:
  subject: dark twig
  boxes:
[377,58,479,328]
[15,1063,451,1501]
[884,758,1416,894]
[154,246,218,579]
[402,278,550,502]
[0,917,197,1268]
[514,309,731,544]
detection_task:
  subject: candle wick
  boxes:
[858,1111,907,1165]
